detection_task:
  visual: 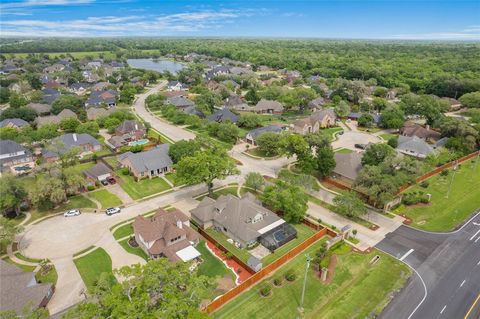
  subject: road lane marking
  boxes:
[440,305,447,314]
[399,248,414,261]
[477,260,480,266]
[476,236,480,243]
[464,294,480,319]
[460,280,466,287]
[470,229,480,241]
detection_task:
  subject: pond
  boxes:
[127,58,184,75]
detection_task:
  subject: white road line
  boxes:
[469,229,480,241]
[476,236,480,243]
[399,248,415,261]
[440,305,447,314]
[460,280,466,287]
[477,260,480,266]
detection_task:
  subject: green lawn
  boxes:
[334,148,353,154]
[113,223,134,240]
[262,224,316,266]
[196,241,234,280]
[103,157,119,169]
[214,242,411,319]
[245,148,278,159]
[396,159,480,231]
[87,189,122,208]
[119,239,149,261]
[29,194,97,224]
[380,133,398,141]
[321,127,344,141]
[35,264,58,285]
[14,253,43,263]
[164,172,179,186]
[1,257,36,272]
[116,172,172,200]
[74,247,115,292]
[205,228,252,264]
[197,186,239,201]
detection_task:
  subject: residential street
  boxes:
[376,211,480,319]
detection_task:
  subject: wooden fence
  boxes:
[205,227,331,314]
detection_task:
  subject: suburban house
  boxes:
[167,81,187,91]
[27,103,51,115]
[396,135,436,159]
[133,208,200,262]
[69,82,90,95]
[0,140,35,176]
[207,109,240,124]
[91,82,110,91]
[115,120,147,141]
[83,162,113,185]
[308,96,327,109]
[347,112,381,126]
[399,121,441,143]
[0,118,29,130]
[253,99,284,114]
[41,89,60,105]
[0,260,54,314]
[246,125,284,145]
[223,94,249,112]
[331,152,363,185]
[86,107,115,120]
[43,63,64,73]
[118,144,172,180]
[190,193,297,251]
[43,133,101,161]
[35,109,78,127]
[85,90,117,108]
[166,96,195,109]
[292,108,337,134]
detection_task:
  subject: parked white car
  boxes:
[105,207,121,216]
[64,209,81,217]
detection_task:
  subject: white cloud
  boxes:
[0,9,258,37]
[0,0,94,9]
[390,27,480,40]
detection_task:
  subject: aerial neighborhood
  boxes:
[0,36,479,319]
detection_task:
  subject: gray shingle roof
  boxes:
[166,96,195,108]
[116,120,146,135]
[0,118,29,128]
[207,109,240,123]
[83,162,112,180]
[333,152,363,181]
[396,135,434,157]
[247,125,283,140]
[119,144,172,174]
[50,133,100,155]
[254,99,284,112]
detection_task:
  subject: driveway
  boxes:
[106,183,134,205]
[332,130,382,150]
[132,81,196,142]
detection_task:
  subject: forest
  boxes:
[1,38,480,98]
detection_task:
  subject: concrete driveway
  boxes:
[132,81,196,142]
[332,130,382,150]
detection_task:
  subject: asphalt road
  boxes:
[376,211,480,319]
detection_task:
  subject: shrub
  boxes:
[86,185,95,191]
[440,169,449,176]
[121,168,130,176]
[402,191,429,205]
[285,269,296,282]
[259,283,272,297]
[352,229,358,236]
[420,181,429,188]
[273,277,283,287]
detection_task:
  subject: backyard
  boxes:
[395,158,480,231]
[116,171,172,199]
[73,247,115,292]
[196,241,235,280]
[214,242,411,319]
[87,189,122,208]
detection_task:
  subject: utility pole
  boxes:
[299,254,311,314]
[446,161,458,199]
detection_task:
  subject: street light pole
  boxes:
[446,161,458,199]
[299,254,311,314]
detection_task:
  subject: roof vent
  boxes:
[72,133,78,142]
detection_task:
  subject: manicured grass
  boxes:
[2,256,36,272]
[397,159,480,231]
[380,133,398,141]
[103,156,119,169]
[205,228,252,264]
[196,241,234,280]
[214,242,411,319]
[321,127,343,140]
[245,148,279,159]
[164,172,179,186]
[35,264,58,285]
[197,186,239,200]
[74,247,115,292]
[119,239,149,261]
[29,195,97,224]
[113,223,134,240]
[14,252,43,263]
[73,245,96,258]
[261,224,316,266]
[116,172,172,200]
[334,148,353,154]
[87,189,122,208]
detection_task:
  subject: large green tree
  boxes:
[168,140,202,164]
[244,172,265,192]
[333,192,367,219]
[361,144,396,166]
[0,175,27,217]
[261,180,308,223]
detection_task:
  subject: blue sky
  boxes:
[0,0,479,39]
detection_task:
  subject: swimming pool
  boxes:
[128,139,149,146]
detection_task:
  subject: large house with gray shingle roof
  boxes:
[190,193,297,250]
[396,135,436,159]
[0,118,29,129]
[332,152,363,184]
[245,124,284,145]
[252,99,284,114]
[42,133,101,161]
[118,144,172,180]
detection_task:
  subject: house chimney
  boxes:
[135,123,138,130]
[72,133,78,142]
[176,219,183,229]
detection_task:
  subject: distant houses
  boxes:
[399,121,441,143]
[0,118,29,130]
[207,109,240,124]
[85,90,117,108]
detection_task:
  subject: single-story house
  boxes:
[43,133,101,161]
[347,112,381,126]
[246,125,284,145]
[35,109,78,127]
[0,260,54,314]
[223,94,249,112]
[83,162,113,184]
[399,121,441,143]
[0,140,35,176]
[27,103,51,115]
[41,89,60,105]
[85,90,117,108]
[191,193,297,250]
[166,96,195,109]
[167,81,187,91]
[207,109,240,124]
[0,118,29,129]
[118,144,172,180]
[252,99,284,114]
[133,208,200,262]
[331,152,363,184]
[308,97,327,109]
[86,107,115,120]
[396,135,435,159]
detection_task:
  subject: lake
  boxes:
[127,58,184,75]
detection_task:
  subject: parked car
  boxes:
[354,143,367,150]
[64,209,81,217]
[105,207,121,216]
[107,177,116,184]
[101,180,109,186]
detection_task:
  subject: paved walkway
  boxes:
[106,184,134,205]
[132,81,196,142]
